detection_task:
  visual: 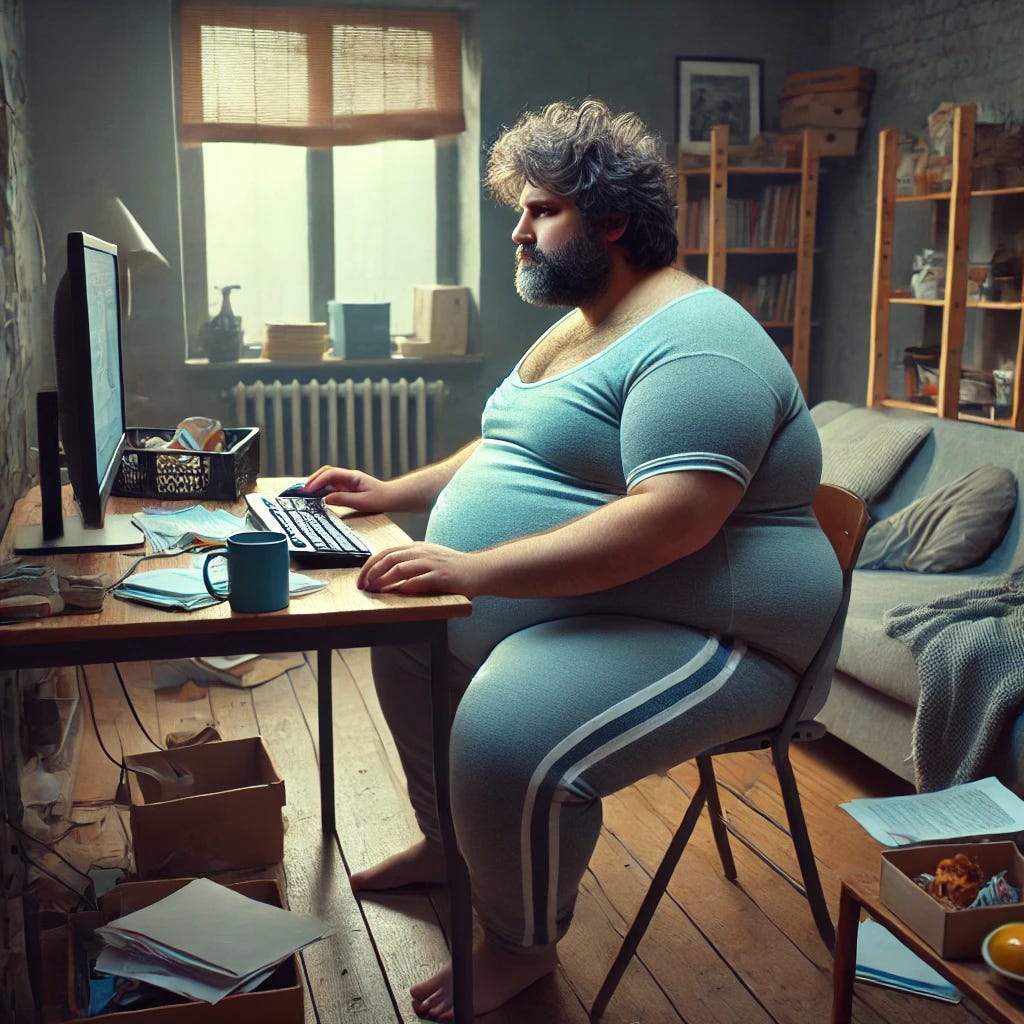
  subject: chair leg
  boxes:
[698,755,736,880]
[590,781,709,1022]
[774,739,835,952]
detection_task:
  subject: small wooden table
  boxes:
[832,875,1024,1023]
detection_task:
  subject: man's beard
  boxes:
[514,223,612,308]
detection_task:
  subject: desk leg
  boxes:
[318,648,336,835]
[831,882,860,1024]
[430,624,473,1024]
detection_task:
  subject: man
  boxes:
[305,98,839,1020]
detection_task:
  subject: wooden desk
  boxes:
[833,875,1024,1023]
[0,480,475,1022]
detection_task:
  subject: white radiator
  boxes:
[231,377,445,478]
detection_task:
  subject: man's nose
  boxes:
[512,212,534,244]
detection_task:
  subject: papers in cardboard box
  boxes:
[840,777,1024,846]
[93,877,331,1004]
[855,920,961,1003]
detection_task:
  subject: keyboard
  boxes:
[245,493,372,567]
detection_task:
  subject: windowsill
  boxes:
[185,354,484,373]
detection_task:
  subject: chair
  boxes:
[590,483,869,1022]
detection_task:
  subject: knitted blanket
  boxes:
[883,567,1024,792]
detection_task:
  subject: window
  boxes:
[178,4,462,356]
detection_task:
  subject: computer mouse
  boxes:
[279,480,331,499]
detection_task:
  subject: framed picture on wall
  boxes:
[676,57,763,153]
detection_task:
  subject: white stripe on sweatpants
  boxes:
[517,634,741,946]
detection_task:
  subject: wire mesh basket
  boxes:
[112,427,260,501]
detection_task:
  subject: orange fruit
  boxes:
[986,924,1024,976]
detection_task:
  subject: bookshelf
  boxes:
[677,124,820,393]
[868,102,1024,429]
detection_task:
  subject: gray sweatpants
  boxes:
[371,614,797,952]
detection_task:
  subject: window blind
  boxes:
[179,4,464,147]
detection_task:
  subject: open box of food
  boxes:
[880,841,1024,959]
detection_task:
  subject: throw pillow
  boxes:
[819,421,932,502]
[857,464,1017,572]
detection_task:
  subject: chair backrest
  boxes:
[812,483,870,573]
[777,483,869,734]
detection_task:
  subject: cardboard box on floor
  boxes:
[126,737,285,879]
[67,877,302,1023]
[880,841,1024,959]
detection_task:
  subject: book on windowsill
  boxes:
[855,920,961,1003]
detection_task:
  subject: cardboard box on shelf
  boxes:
[412,285,469,355]
[784,127,861,158]
[783,65,876,96]
[880,841,1024,959]
[780,89,868,131]
[67,877,302,1024]
[127,737,285,879]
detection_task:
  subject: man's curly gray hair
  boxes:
[485,98,678,270]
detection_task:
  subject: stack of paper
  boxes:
[94,878,331,1004]
[840,777,1024,846]
[856,920,961,1003]
[113,562,326,611]
[131,506,250,553]
[113,568,224,610]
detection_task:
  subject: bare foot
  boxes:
[350,837,447,892]
[409,937,558,1020]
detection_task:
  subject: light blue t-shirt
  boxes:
[427,287,840,671]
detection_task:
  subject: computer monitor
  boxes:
[14,232,144,554]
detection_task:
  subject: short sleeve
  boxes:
[620,353,784,491]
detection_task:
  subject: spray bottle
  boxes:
[202,284,244,362]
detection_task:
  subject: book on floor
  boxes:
[855,919,961,1003]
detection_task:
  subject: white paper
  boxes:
[131,506,249,552]
[95,945,252,1004]
[840,777,1024,847]
[113,564,326,612]
[95,878,330,981]
[855,920,960,1002]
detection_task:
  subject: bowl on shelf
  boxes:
[982,922,1024,991]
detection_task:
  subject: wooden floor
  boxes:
[60,650,1002,1024]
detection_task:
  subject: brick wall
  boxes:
[0,2,43,534]
[813,0,1024,404]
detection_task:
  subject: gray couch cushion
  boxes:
[836,568,999,706]
[858,465,1018,572]
[819,418,931,501]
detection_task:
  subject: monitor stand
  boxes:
[13,388,145,555]
[14,514,144,555]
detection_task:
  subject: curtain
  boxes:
[179,4,464,147]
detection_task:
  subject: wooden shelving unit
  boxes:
[868,102,1024,429]
[677,125,820,394]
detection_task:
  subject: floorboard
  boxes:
[46,648,1004,1024]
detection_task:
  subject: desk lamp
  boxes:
[97,196,169,319]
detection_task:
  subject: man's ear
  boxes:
[603,215,629,243]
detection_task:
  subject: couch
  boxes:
[810,400,1024,792]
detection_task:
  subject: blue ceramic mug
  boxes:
[202,532,290,613]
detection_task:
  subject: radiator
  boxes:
[231,377,445,478]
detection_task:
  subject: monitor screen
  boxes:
[83,241,125,498]
[13,232,143,555]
